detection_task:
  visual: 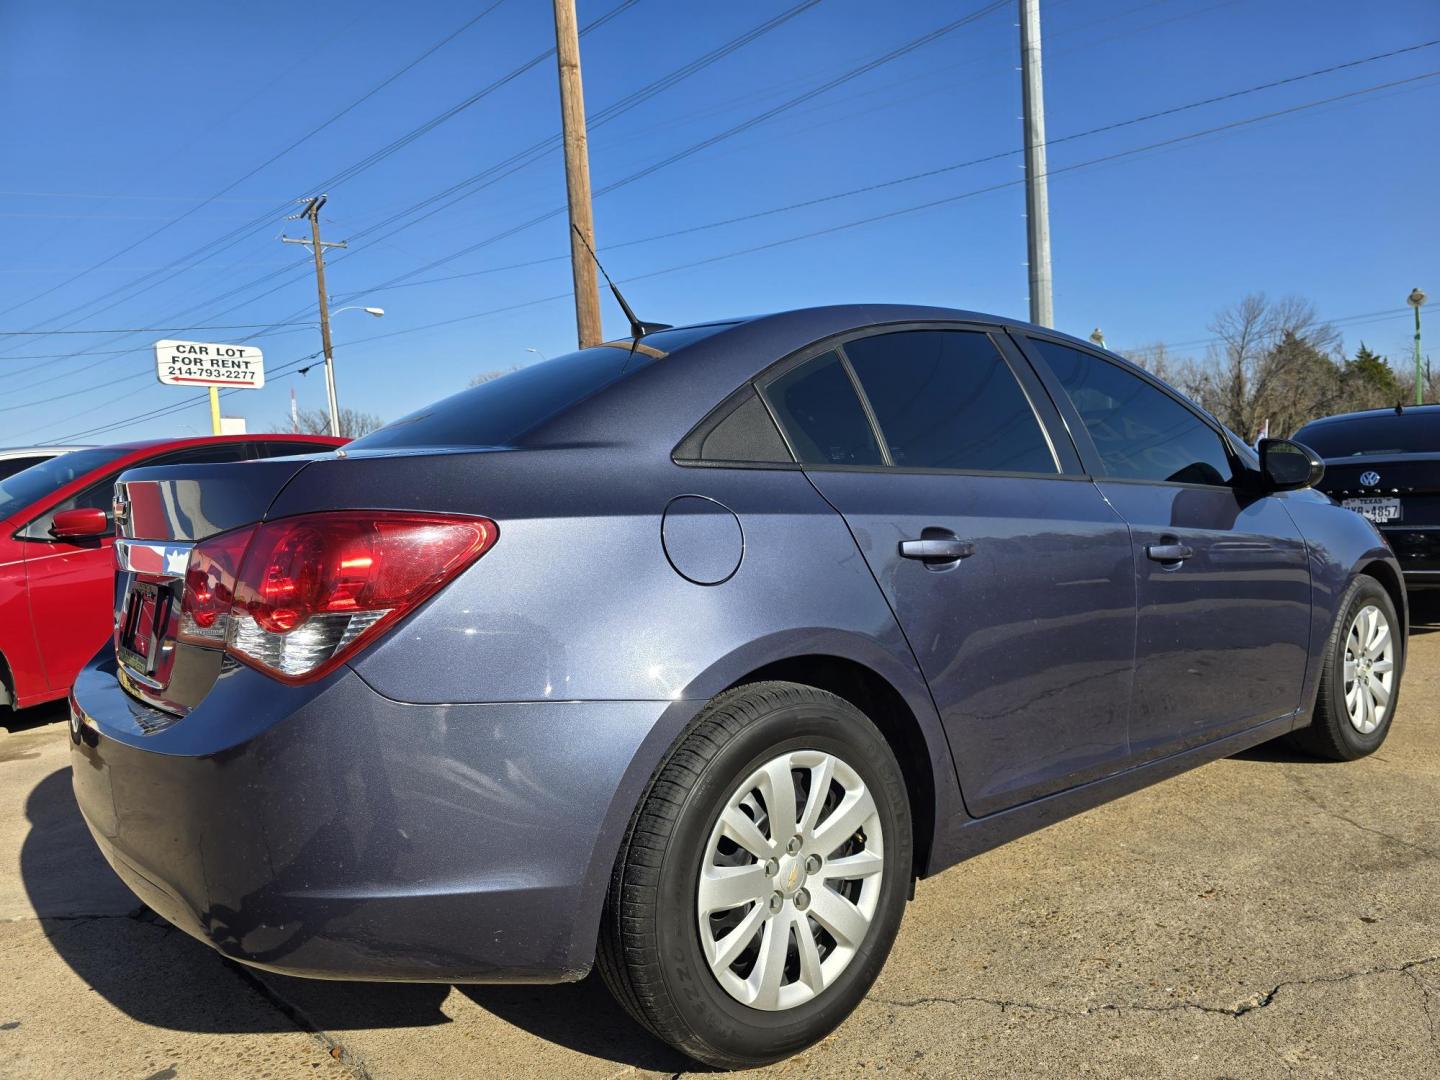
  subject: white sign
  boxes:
[154,339,265,389]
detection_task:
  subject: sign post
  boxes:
[153,340,265,435]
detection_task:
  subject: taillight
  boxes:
[178,511,496,682]
[178,526,254,646]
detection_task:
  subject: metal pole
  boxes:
[553,0,603,349]
[1019,0,1053,328]
[1415,301,1425,406]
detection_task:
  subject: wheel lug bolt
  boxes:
[805,854,822,874]
[795,889,810,911]
[787,836,803,854]
[764,858,779,877]
[768,892,784,914]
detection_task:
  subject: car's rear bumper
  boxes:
[1379,525,1440,588]
[69,653,672,983]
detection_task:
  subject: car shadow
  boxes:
[1409,593,1440,635]
[18,760,684,1068]
[2,699,67,735]
[455,981,689,1071]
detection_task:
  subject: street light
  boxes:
[525,346,547,362]
[1410,288,1427,406]
[319,304,386,436]
[1089,327,1106,348]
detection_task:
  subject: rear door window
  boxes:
[764,352,884,466]
[1031,339,1235,486]
[843,330,1057,473]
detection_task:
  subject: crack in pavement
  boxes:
[5,906,370,1077]
[1284,771,1440,861]
[870,955,1440,1023]
[234,967,375,1080]
[1404,966,1440,1061]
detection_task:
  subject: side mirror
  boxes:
[1258,438,1324,492]
[49,507,110,540]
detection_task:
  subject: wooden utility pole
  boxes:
[552,0,603,349]
[282,195,347,436]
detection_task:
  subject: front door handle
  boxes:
[899,537,976,563]
[1146,542,1194,563]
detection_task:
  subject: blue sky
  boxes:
[1,0,1437,442]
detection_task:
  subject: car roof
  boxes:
[538,303,1131,452]
[0,445,93,457]
[1298,405,1440,429]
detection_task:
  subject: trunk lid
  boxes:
[1315,452,1440,534]
[1315,452,1440,499]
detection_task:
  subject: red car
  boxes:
[0,434,344,711]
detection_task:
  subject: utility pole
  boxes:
[282,195,347,437]
[1019,0,1054,328]
[1409,287,1427,405]
[552,0,603,349]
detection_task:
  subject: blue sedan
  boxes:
[70,305,1404,1069]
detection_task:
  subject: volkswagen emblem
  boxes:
[1359,470,1381,488]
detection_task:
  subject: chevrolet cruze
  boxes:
[70,306,1405,1068]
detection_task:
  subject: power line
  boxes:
[0,0,636,364]
[0,320,324,336]
[0,0,515,328]
[22,33,1437,436]
[294,0,1013,312]
[202,0,836,325]
[349,38,1440,296]
[107,0,839,351]
[0,0,644,368]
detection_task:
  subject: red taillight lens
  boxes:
[178,526,255,644]
[177,511,496,682]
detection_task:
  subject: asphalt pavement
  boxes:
[4,613,1439,1079]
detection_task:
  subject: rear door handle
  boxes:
[899,537,976,563]
[1146,542,1194,563]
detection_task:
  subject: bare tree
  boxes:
[468,365,521,387]
[1123,341,1205,398]
[1190,294,1343,440]
[288,406,385,439]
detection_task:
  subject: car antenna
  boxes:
[571,224,672,341]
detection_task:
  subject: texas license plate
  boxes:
[1342,496,1402,524]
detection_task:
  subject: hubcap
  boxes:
[696,749,884,1012]
[1343,604,1395,735]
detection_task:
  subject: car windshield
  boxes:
[0,446,129,521]
[1294,413,1440,457]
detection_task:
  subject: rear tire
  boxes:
[1291,576,1402,761]
[597,681,911,1069]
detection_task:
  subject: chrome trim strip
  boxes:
[115,538,193,579]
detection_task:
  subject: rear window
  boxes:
[0,446,130,521]
[349,346,660,450]
[0,455,50,482]
[1294,413,1440,457]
